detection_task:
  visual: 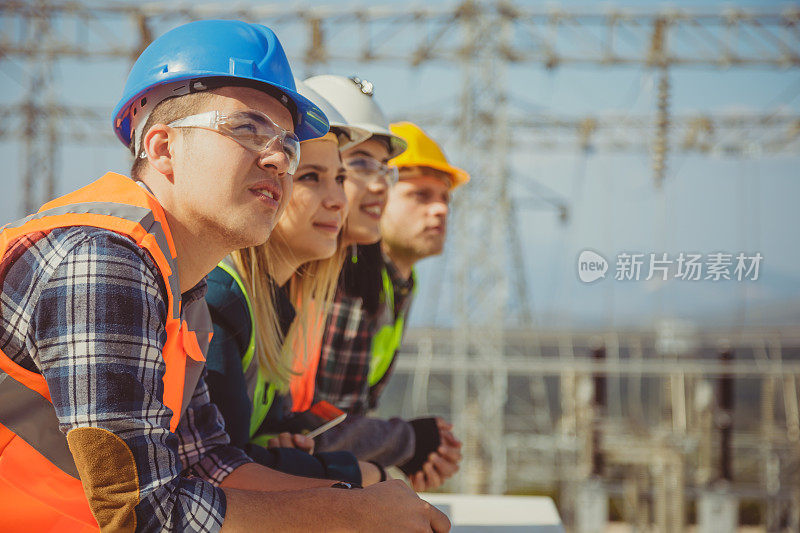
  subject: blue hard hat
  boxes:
[112,20,328,149]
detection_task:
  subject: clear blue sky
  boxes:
[1,0,798,329]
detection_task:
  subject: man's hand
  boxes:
[359,461,382,486]
[358,479,451,532]
[267,432,314,454]
[410,418,462,491]
[435,418,463,470]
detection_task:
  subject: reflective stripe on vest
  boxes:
[0,375,79,478]
[216,260,276,439]
[367,267,416,387]
[0,172,211,530]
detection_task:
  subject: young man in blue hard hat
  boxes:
[0,20,449,533]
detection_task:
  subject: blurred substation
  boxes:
[2,1,800,530]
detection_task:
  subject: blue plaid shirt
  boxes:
[0,226,251,532]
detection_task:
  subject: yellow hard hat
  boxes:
[388,122,470,189]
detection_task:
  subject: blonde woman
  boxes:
[204,82,383,486]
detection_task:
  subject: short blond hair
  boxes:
[399,165,453,187]
[130,92,215,178]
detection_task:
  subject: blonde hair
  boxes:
[276,233,346,379]
[229,237,345,392]
[229,142,348,391]
[228,247,289,388]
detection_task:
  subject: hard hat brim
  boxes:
[394,158,470,189]
[330,122,372,151]
[347,124,408,159]
[279,84,330,141]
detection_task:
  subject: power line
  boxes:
[2,2,798,67]
[4,104,795,155]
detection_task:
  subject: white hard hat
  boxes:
[303,75,408,158]
[294,78,371,151]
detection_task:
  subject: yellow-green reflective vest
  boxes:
[367,267,416,387]
[216,260,276,447]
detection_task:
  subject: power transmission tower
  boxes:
[18,0,58,214]
[448,1,514,494]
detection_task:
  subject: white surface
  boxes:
[698,491,738,533]
[420,494,563,528]
[575,483,609,533]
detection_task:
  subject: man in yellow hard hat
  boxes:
[376,122,468,489]
[381,121,469,268]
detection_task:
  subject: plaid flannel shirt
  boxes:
[0,226,251,532]
[312,257,420,467]
[313,291,374,415]
[314,257,414,416]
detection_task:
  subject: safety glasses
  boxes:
[344,156,399,186]
[167,109,301,174]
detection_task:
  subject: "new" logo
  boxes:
[577,250,608,283]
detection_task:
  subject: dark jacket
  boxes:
[204,266,361,484]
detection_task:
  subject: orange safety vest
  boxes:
[289,297,325,413]
[0,173,213,532]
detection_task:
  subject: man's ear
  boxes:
[141,124,176,179]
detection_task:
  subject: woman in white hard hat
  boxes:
[203,81,386,486]
[302,75,457,490]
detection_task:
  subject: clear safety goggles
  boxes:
[166,109,301,174]
[344,156,399,186]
